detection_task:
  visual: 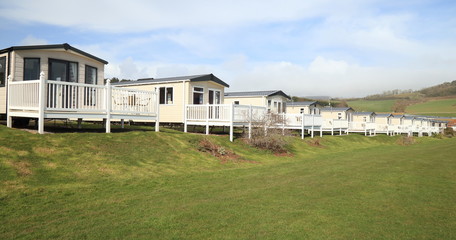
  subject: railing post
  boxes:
[184,105,188,133]
[206,103,210,135]
[311,114,315,138]
[248,105,252,139]
[230,103,234,142]
[301,112,305,139]
[38,72,46,134]
[6,75,12,128]
[105,79,111,133]
[155,88,160,132]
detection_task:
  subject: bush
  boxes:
[443,127,455,138]
[198,137,229,157]
[243,113,291,153]
[397,136,416,146]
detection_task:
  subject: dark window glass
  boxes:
[209,90,214,104]
[49,59,78,82]
[166,87,173,104]
[193,87,204,104]
[85,65,97,84]
[159,87,173,104]
[159,87,166,104]
[24,58,40,81]
[0,57,5,86]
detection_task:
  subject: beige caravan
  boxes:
[224,90,291,113]
[0,43,107,116]
[113,74,229,123]
[287,101,322,115]
[320,107,354,121]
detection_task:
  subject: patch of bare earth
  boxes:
[6,160,33,176]
[198,138,259,164]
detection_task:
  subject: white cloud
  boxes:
[0,0,371,33]
[20,35,48,45]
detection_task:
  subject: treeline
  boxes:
[363,80,456,101]
[418,80,456,97]
[103,77,133,84]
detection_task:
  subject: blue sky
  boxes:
[1,0,455,97]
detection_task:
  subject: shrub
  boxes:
[198,137,229,157]
[397,136,416,146]
[243,113,291,153]
[443,127,455,138]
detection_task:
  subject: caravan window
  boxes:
[24,58,40,81]
[193,87,204,104]
[49,59,78,82]
[0,57,5,86]
[159,87,173,104]
[85,65,98,84]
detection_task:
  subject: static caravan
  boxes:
[113,74,229,123]
[391,114,405,126]
[349,112,376,135]
[0,43,107,117]
[352,112,376,123]
[320,107,354,121]
[374,113,394,135]
[224,90,291,114]
[286,101,322,115]
[1,43,160,133]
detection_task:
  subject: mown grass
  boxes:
[1,125,456,239]
[347,99,396,112]
[406,98,456,117]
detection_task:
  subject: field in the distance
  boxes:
[406,98,456,117]
[1,125,456,239]
[347,99,396,112]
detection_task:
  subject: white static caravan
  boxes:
[349,112,376,136]
[1,43,159,133]
[320,107,354,135]
[113,74,230,124]
[286,101,322,115]
[374,113,394,135]
[224,90,291,114]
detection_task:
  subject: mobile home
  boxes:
[224,90,291,113]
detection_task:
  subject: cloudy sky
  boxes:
[1,0,455,97]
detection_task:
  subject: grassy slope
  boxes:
[1,125,456,239]
[347,99,396,112]
[406,98,456,117]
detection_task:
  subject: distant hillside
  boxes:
[419,80,456,97]
[363,80,456,101]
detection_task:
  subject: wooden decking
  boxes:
[6,73,159,133]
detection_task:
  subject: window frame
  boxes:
[208,88,221,105]
[48,58,79,82]
[159,86,174,105]
[23,58,41,81]
[193,86,204,105]
[85,65,98,85]
[0,56,6,87]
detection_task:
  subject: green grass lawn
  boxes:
[1,125,456,239]
[347,99,396,112]
[406,98,456,117]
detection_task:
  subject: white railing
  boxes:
[323,119,349,129]
[111,87,158,115]
[349,121,376,131]
[8,80,40,110]
[46,80,106,112]
[275,113,323,128]
[7,72,159,134]
[186,104,232,122]
[233,105,267,122]
[8,79,157,116]
[375,124,395,132]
